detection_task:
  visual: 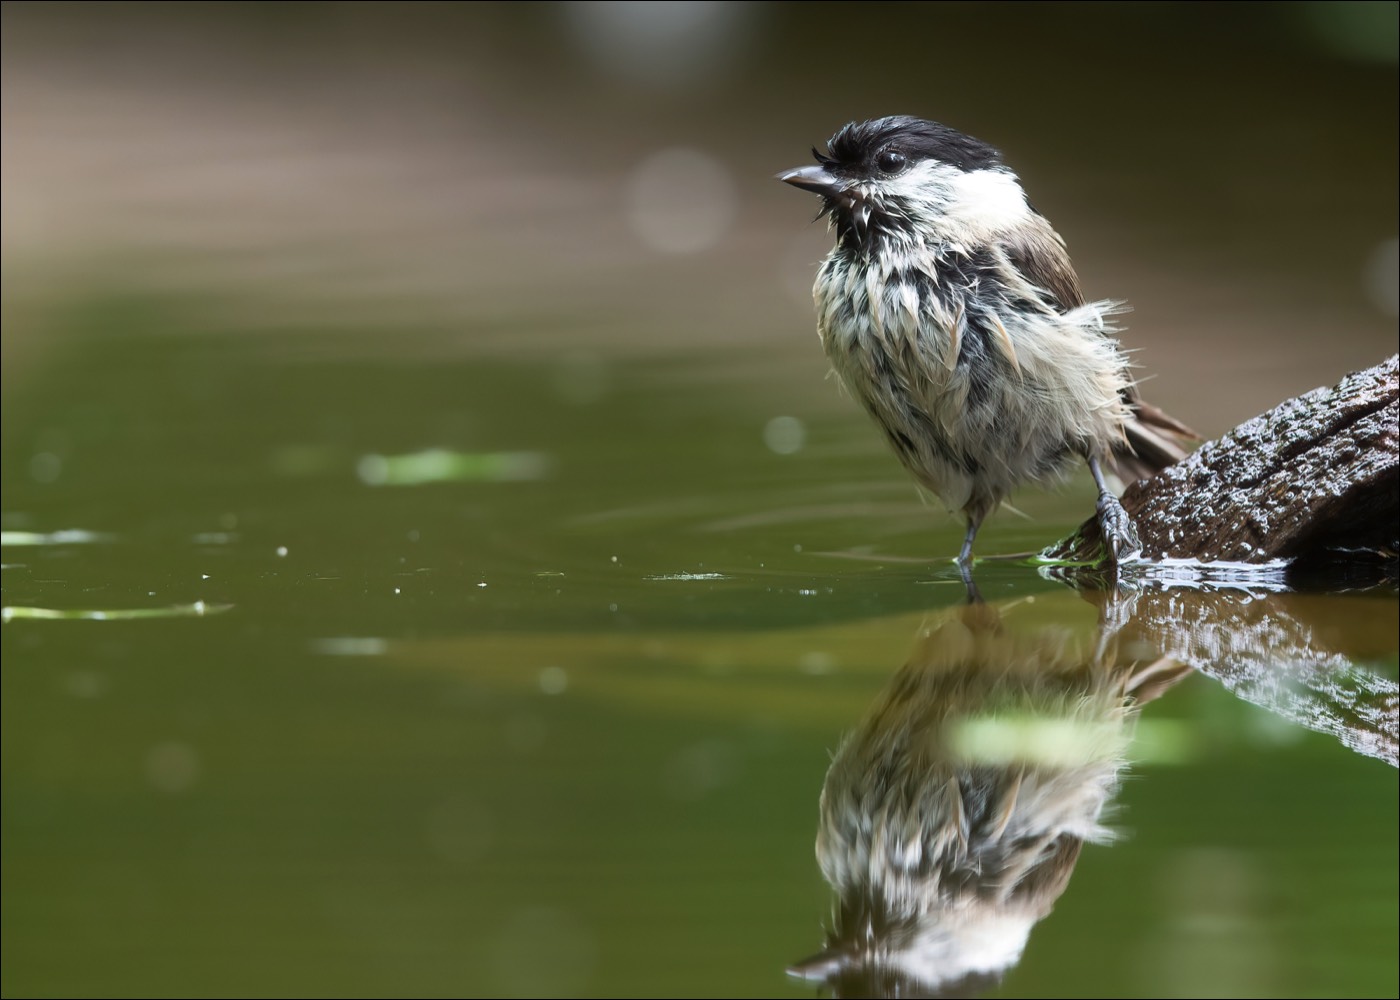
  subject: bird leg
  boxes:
[956,512,988,602]
[1088,455,1142,563]
[957,512,984,567]
[957,559,984,604]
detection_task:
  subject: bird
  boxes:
[789,597,1190,996]
[779,116,1195,567]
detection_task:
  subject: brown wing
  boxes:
[1005,214,1201,482]
[1003,214,1085,310]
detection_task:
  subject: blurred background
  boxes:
[4,1,1396,422]
[3,4,1397,998]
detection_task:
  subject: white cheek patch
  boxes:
[941,167,1033,233]
[878,162,1032,239]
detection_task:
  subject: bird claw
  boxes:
[1096,493,1142,564]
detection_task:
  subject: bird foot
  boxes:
[955,558,984,604]
[1096,493,1142,564]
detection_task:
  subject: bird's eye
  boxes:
[876,150,906,174]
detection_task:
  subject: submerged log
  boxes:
[1047,356,1399,569]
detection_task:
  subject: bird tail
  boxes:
[1110,397,1201,485]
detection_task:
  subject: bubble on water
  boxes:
[763,415,806,455]
[145,742,201,794]
[539,666,568,695]
[798,651,836,675]
[30,452,62,483]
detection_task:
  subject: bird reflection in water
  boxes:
[790,594,1187,998]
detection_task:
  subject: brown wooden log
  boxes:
[1046,356,1399,568]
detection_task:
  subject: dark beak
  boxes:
[778,164,841,197]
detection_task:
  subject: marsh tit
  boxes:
[790,598,1189,996]
[780,116,1195,565]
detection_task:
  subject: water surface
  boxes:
[3,315,1395,998]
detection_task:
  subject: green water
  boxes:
[2,305,1395,998]
[6,2,1397,993]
